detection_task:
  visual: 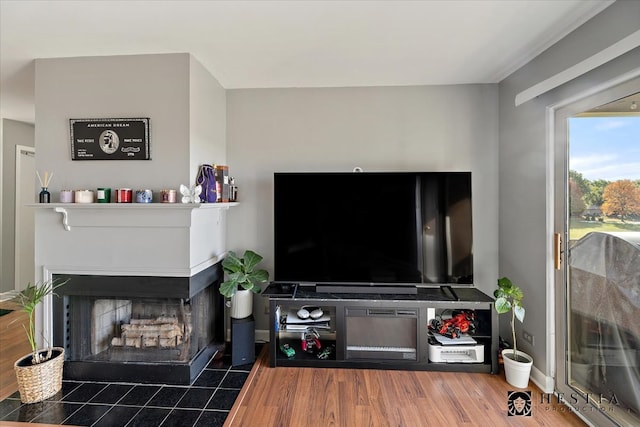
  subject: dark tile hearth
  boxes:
[0,346,260,427]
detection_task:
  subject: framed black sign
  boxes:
[70,118,150,160]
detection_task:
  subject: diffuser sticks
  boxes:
[36,170,53,203]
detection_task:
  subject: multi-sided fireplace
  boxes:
[35,203,233,384]
[52,264,225,385]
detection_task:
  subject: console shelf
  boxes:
[264,285,499,374]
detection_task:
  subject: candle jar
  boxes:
[74,190,94,204]
[59,190,74,203]
[135,189,153,203]
[115,188,132,203]
[97,188,111,203]
[161,189,177,203]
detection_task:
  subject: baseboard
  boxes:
[255,329,269,343]
[529,366,596,426]
[530,364,554,393]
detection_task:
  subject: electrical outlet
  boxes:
[523,330,535,345]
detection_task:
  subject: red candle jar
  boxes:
[115,188,132,203]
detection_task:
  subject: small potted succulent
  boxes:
[494,276,533,388]
[220,250,269,319]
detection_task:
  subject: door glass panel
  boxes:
[567,94,640,425]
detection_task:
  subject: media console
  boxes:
[264,284,498,374]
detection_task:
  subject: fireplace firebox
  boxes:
[52,263,224,384]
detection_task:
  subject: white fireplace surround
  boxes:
[33,202,235,349]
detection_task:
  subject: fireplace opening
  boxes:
[80,295,200,363]
[52,264,224,384]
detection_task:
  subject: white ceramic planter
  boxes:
[229,289,253,319]
[502,349,533,388]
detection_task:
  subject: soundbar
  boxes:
[315,284,417,295]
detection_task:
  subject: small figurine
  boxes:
[301,328,322,353]
[428,310,477,339]
[280,343,295,358]
[180,184,202,203]
[317,344,335,360]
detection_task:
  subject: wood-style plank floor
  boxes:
[225,346,586,427]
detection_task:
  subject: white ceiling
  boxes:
[0,0,613,124]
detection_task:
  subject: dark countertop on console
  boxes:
[262,283,494,303]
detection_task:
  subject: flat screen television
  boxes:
[273,172,473,292]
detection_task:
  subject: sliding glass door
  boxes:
[555,80,640,426]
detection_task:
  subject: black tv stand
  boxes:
[264,285,498,374]
[442,285,460,301]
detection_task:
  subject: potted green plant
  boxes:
[13,279,68,403]
[494,276,533,388]
[220,250,269,319]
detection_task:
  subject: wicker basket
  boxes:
[14,347,65,403]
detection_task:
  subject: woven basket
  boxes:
[14,347,65,404]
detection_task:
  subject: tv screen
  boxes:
[273,172,473,288]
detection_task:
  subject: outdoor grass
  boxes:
[570,218,640,241]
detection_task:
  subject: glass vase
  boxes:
[39,187,50,203]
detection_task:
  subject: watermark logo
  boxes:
[507,390,532,416]
[541,391,623,414]
[505,390,634,421]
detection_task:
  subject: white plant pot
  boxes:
[229,289,253,319]
[502,349,533,388]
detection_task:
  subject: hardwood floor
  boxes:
[0,301,32,401]
[225,346,587,427]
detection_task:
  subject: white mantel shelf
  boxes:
[28,202,239,210]
[29,202,238,231]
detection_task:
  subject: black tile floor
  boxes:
[0,347,258,427]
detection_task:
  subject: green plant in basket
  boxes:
[18,279,68,364]
[494,276,526,362]
[220,250,269,298]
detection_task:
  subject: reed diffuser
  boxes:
[36,171,53,203]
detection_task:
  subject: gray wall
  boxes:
[35,53,193,194]
[1,118,34,292]
[227,84,500,331]
[189,55,227,180]
[33,52,226,275]
[498,0,640,376]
